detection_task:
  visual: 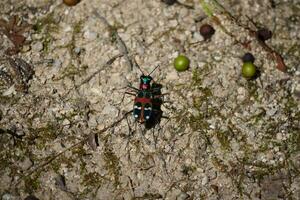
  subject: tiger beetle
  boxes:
[125,65,165,127]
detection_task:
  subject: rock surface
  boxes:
[0,0,299,199]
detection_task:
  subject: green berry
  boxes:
[242,62,256,78]
[174,55,190,72]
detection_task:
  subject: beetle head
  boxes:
[140,75,152,90]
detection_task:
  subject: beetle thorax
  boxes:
[139,75,152,90]
[140,83,150,90]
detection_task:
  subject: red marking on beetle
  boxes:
[135,97,151,104]
[142,84,147,89]
[139,109,145,123]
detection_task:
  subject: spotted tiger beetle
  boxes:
[125,65,164,125]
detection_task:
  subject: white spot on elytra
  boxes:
[134,105,141,109]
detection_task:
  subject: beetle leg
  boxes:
[126,111,135,135]
[124,110,135,150]
[113,90,136,106]
[153,93,169,99]
[140,127,150,145]
[125,92,136,96]
[161,115,169,119]
[127,85,139,91]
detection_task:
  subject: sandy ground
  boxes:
[0,0,300,199]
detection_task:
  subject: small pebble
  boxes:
[19,157,33,171]
[2,193,16,200]
[177,192,190,200]
[53,59,62,68]
[55,174,67,191]
[202,175,209,185]
[237,87,246,101]
[192,31,204,41]
[22,45,31,52]
[101,104,118,117]
[294,85,300,98]
[62,118,70,126]
[2,85,16,96]
[169,19,178,27]
[73,47,82,55]
[276,132,283,140]
[211,51,222,61]
[166,70,179,80]
[83,30,97,40]
[31,41,43,52]
[266,107,277,116]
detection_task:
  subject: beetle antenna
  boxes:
[137,65,145,75]
[133,58,145,75]
[148,65,160,76]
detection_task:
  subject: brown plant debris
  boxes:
[0,15,32,55]
[0,57,34,92]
